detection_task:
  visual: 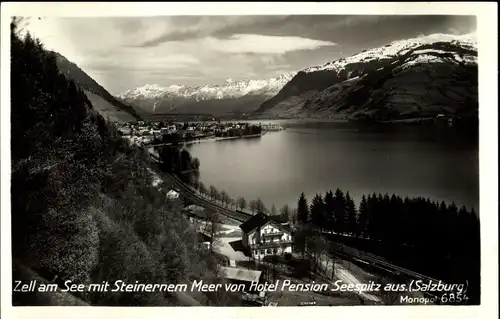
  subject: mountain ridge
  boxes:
[53,52,142,122]
[118,72,296,115]
[255,32,478,120]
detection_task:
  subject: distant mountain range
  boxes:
[53,52,141,122]
[118,32,477,121]
[256,33,478,120]
[118,73,296,115]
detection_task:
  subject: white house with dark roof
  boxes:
[166,189,179,199]
[218,265,262,284]
[240,213,293,260]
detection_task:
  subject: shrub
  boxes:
[26,208,99,283]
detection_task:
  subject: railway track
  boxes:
[332,243,442,282]
[150,151,252,223]
[332,245,448,300]
[167,173,252,222]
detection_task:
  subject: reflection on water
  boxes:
[188,121,479,212]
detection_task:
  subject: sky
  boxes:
[21,15,476,95]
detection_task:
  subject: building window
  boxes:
[260,250,265,255]
[266,249,271,254]
[273,248,277,254]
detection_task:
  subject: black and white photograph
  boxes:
[1,2,497,317]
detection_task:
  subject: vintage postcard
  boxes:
[1,2,497,319]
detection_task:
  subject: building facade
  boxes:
[240,213,293,260]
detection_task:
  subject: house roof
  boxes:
[182,205,209,219]
[218,266,262,283]
[239,212,268,233]
[198,231,211,242]
[268,214,289,224]
[239,212,291,233]
[188,210,209,220]
[261,219,292,234]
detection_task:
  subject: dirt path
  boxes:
[316,255,381,303]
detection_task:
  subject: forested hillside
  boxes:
[10,19,222,306]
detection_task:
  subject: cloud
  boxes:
[198,34,336,54]
[259,54,287,66]
[81,53,199,72]
[166,75,204,80]
[135,16,289,47]
[266,63,292,70]
[20,15,477,94]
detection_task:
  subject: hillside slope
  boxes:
[256,33,478,120]
[54,52,141,122]
[13,261,91,306]
[85,90,137,122]
[119,73,296,115]
[10,20,221,306]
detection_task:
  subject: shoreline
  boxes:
[160,116,477,125]
[148,132,267,147]
[213,132,266,142]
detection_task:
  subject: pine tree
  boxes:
[357,195,369,238]
[380,193,391,244]
[280,205,291,223]
[367,193,379,240]
[345,192,357,236]
[291,209,298,225]
[454,205,470,256]
[324,190,335,232]
[445,202,459,259]
[391,195,406,245]
[463,208,480,304]
[333,189,346,234]
[255,198,266,214]
[435,201,450,259]
[398,196,411,245]
[297,193,309,224]
[271,204,277,215]
[310,194,325,230]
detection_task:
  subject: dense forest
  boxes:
[293,190,480,304]
[214,124,262,138]
[154,132,201,186]
[10,18,227,306]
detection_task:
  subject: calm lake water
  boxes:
[187,120,479,212]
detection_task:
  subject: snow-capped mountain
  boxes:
[118,72,296,114]
[303,32,476,73]
[256,33,478,120]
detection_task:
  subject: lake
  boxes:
[187,120,479,213]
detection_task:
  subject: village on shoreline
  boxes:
[116,120,284,146]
